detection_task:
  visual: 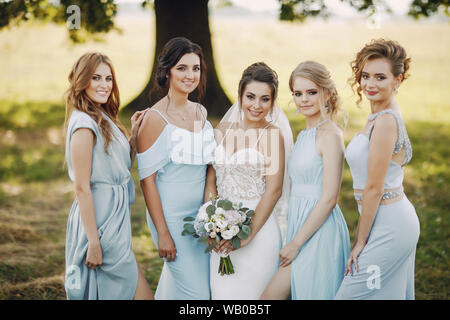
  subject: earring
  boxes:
[268,108,274,122]
[394,86,398,94]
[296,108,301,115]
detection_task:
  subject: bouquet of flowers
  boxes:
[182,195,254,276]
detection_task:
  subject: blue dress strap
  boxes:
[197,103,206,121]
[149,108,169,124]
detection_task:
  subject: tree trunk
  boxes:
[123,0,231,117]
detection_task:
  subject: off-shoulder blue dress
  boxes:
[65,109,138,300]
[137,105,216,299]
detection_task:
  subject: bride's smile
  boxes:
[241,81,273,128]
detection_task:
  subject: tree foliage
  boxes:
[1,1,448,43]
[0,0,118,42]
[279,0,449,22]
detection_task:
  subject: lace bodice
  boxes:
[213,146,266,204]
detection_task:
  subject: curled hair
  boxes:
[349,38,411,107]
[238,62,279,105]
[64,52,128,153]
[152,37,207,102]
[289,60,341,120]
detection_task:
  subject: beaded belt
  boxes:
[354,187,404,205]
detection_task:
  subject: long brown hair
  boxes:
[64,52,128,152]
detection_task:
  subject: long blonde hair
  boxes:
[64,52,128,152]
[289,60,341,120]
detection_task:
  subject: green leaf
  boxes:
[246,210,255,218]
[183,216,195,222]
[222,200,233,210]
[238,202,243,209]
[205,242,215,253]
[183,223,195,233]
[206,205,216,216]
[242,225,251,235]
[231,237,241,249]
[237,229,248,240]
[198,235,209,243]
[217,200,225,208]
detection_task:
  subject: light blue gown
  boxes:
[136,105,215,300]
[334,109,420,300]
[64,109,138,300]
[286,119,350,299]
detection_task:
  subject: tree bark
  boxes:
[123,0,231,117]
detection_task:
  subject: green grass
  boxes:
[0,15,448,299]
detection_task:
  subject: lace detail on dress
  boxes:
[214,163,265,204]
[367,109,413,167]
[213,147,266,204]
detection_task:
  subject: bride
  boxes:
[204,62,293,299]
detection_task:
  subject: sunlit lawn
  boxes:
[0,13,448,299]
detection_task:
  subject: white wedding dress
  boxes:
[210,124,282,300]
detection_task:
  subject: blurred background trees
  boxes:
[1,0,447,115]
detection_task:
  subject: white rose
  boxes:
[215,207,225,216]
[230,225,240,236]
[197,205,208,221]
[216,218,228,230]
[210,231,216,238]
[221,229,234,240]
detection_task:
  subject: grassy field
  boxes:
[0,14,449,299]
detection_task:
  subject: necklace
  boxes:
[166,100,189,121]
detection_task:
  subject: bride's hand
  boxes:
[217,237,252,255]
[279,242,301,268]
[217,239,233,255]
[208,238,220,253]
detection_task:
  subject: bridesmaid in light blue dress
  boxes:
[64,52,152,299]
[334,39,420,300]
[262,61,350,300]
[137,37,215,299]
